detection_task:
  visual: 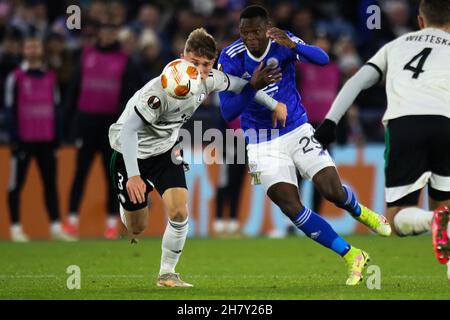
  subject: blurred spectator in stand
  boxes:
[31,1,49,38]
[170,33,187,60]
[214,116,246,237]
[131,3,162,33]
[109,0,128,26]
[272,1,295,30]
[0,29,22,111]
[8,1,49,38]
[9,1,34,37]
[45,32,74,106]
[5,35,74,242]
[382,0,413,38]
[63,21,140,239]
[130,3,172,61]
[297,34,340,130]
[0,28,22,142]
[206,7,230,41]
[118,27,138,57]
[290,7,316,44]
[334,35,371,143]
[86,0,109,25]
[296,33,341,213]
[78,21,98,51]
[0,2,13,40]
[136,28,164,84]
[313,1,357,41]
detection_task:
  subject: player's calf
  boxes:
[267,183,303,219]
[120,207,148,235]
[312,168,358,214]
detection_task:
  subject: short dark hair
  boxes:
[184,28,217,60]
[240,5,269,21]
[420,0,450,26]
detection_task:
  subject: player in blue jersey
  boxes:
[218,5,392,285]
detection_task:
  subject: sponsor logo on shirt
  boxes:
[242,71,251,80]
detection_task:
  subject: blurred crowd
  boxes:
[0,0,421,143]
[0,0,421,239]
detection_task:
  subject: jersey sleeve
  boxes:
[206,68,232,93]
[286,31,306,61]
[217,50,257,121]
[366,43,390,82]
[134,87,167,125]
[217,50,241,77]
[286,31,329,65]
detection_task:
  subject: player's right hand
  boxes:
[250,62,282,90]
[126,175,147,204]
[272,102,288,128]
[313,119,337,149]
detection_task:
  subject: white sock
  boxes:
[119,205,127,228]
[394,207,433,236]
[68,213,78,225]
[11,224,23,234]
[51,222,61,234]
[447,260,450,282]
[213,219,226,233]
[227,219,239,234]
[160,218,189,275]
[107,216,117,229]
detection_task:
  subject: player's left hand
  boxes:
[266,27,296,49]
[250,61,282,90]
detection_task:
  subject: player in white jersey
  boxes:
[314,0,450,265]
[108,28,287,287]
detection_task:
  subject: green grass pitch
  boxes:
[0,235,449,299]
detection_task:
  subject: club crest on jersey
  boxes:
[242,71,251,80]
[147,96,161,109]
[267,57,279,68]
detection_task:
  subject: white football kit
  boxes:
[326,27,450,203]
[247,123,335,192]
[367,27,450,125]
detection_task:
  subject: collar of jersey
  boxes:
[425,27,450,36]
[245,40,273,62]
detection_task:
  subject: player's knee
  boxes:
[168,205,188,222]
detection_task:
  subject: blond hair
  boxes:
[184,28,217,59]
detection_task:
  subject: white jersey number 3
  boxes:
[117,172,124,190]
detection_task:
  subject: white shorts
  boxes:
[246,123,336,192]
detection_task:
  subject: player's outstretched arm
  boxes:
[218,66,286,124]
[314,65,381,149]
[266,27,329,65]
[120,111,147,204]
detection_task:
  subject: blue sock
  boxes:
[338,184,362,217]
[291,207,351,257]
